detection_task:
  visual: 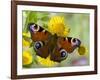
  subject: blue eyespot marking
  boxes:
[60,49,68,58]
[35,42,41,49]
[61,51,66,57]
[34,41,43,50]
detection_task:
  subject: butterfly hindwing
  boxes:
[50,37,81,62]
[50,46,68,62]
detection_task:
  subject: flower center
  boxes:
[53,23,65,35]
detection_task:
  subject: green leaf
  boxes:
[40,16,49,21]
[24,12,38,32]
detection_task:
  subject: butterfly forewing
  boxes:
[29,23,51,41]
[57,37,81,53]
[50,37,81,62]
[29,23,52,58]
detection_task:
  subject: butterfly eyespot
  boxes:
[29,24,40,32]
[60,49,68,58]
[34,41,43,50]
[71,38,78,46]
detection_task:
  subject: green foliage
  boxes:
[23,11,50,32]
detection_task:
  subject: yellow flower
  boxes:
[22,32,31,47]
[48,16,70,37]
[63,27,70,37]
[78,45,88,55]
[23,50,33,65]
[23,31,31,38]
[23,39,31,47]
[37,55,58,67]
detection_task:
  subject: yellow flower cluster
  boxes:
[23,50,33,65]
[48,16,70,37]
[23,32,31,47]
[23,39,30,47]
[23,31,31,38]
[22,32,33,66]
[37,55,58,67]
[78,45,88,55]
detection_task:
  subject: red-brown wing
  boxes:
[29,23,52,58]
[29,23,51,42]
[57,37,81,53]
[50,37,81,62]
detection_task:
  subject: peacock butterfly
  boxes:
[29,23,81,62]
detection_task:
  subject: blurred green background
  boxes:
[22,11,90,68]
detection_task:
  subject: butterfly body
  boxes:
[29,23,81,62]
